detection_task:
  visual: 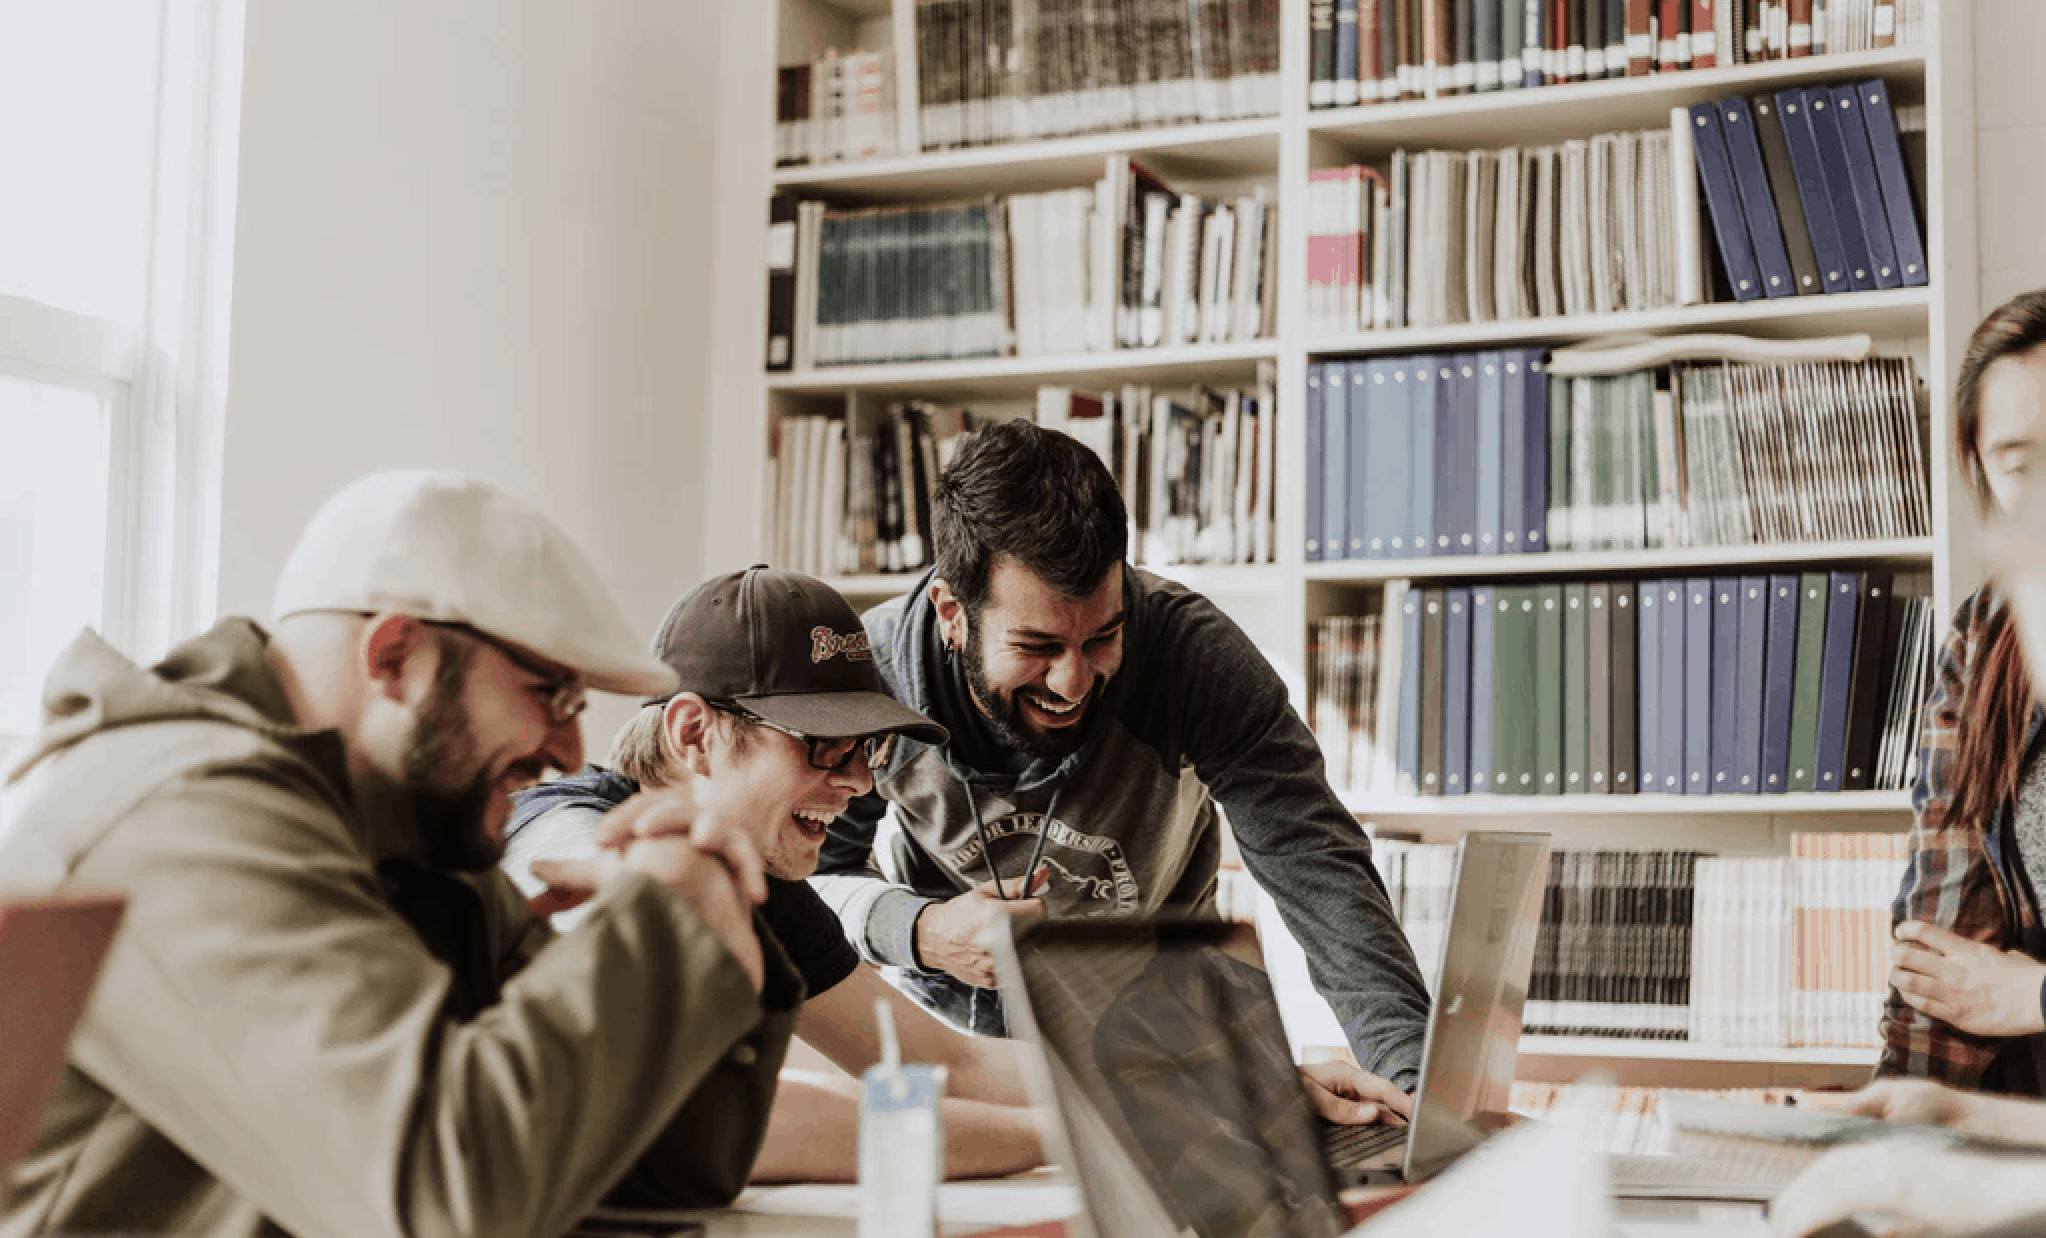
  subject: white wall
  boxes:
[1975,0,2046,313]
[219,0,721,744]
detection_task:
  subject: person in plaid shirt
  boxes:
[1881,289,2046,1094]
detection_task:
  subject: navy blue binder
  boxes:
[1346,362,1371,558]
[1471,585,1497,794]
[1334,0,1361,106]
[1811,570,1863,791]
[1801,89,1880,292]
[1477,352,1506,555]
[1363,360,1407,559]
[1719,97,1799,299]
[1685,578,1713,794]
[1774,88,1857,295]
[1444,355,1480,555]
[1858,79,1930,288]
[1659,579,1686,794]
[1305,365,1325,561]
[1637,581,1662,794]
[1759,573,1800,792]
[1688,103,1765,303]
[1734,575,1768,793]
[1323,359,1351,561]
[1397,586,1424,793]
[1710,577,1741,793]
[1825,84,1904,290]
[1410,360,1438,560]
[1445,587,1473,795]
[1522,354,1551,553]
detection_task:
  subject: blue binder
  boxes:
[1500,351,1527,555]
[1471,585,1496,794]
[1439,355,1480,556]
[1857,79,1930,288]
[1334,0,1360,106]
[1305,365,1325,561]
[1759,574,1801,792]
[1522,354,1550,553]
[1659,580,1686,794]
[1410,359,1439,559]
[1811,570,1863,791]
[1477,352,1506,555]
[1710,577,1741,793]
[1718,97,1799,299]
[1774,88,1857,295]
[1323,359,1351,561]
[1685,578,1713,794]
[1445,587,1473,795]
[1364,360,1410,559]
[1397,586,1424,793]
[1734,575,1769,793]
[1687,103,1765,303]
[1637,581,1662,795]
[1524,0,1545,87]
[1825,84,1904,290]
[1346,362,1371,558]
[1801,89,1880,292]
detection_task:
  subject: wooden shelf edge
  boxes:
[1337,790,1914,815]
[767,339,1281,392]
[771,115,1284,189]
[1304,539,1937,584]
[1517,1036,1879,1065]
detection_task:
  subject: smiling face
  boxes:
[940,558,1126,760]
[687,704,876,881]
[1976,346,2046,516]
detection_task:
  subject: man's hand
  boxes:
[1297,1059,1411,1125]
[1798,1079,1984,1136]
[913,871,1047,989]
[1890,921,2046,1038]
[1768,1138,2046,1238]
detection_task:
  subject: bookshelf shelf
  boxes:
[773,116,1284,201]
[1304,287,1933,358]
[767,340,1282,396]
[1307,47,1926,154]
[1518,1036,1879,1066]
[1304,539,1937,585]
[1337,790,1914,816]
[823,574,921,599]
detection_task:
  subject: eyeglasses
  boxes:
[709,701,896,773]
[425,622,588,727]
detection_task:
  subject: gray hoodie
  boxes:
[811,566,1430,1087]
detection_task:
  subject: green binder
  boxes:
[1786,572,1831,793]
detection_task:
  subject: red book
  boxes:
[1788,0,1812,55]
[1657,0,1682,68]
[1360,0,1384,100]
[1626,0,1653,72]
[1691,0,1717,67]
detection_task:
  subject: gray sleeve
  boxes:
[811,792,936,970]
[1176,610,1431,1088]
[501,804,608,932]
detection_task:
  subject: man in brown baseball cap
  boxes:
[509,565,1046,1183]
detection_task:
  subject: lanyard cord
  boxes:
[966,781,1064,901]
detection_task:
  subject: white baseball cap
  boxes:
[272,470,678,698]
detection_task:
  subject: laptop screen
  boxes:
[1001,918,1348,1238]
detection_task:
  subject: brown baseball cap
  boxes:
[649,565,947,744]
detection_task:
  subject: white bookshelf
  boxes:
[713,0,1980,1088]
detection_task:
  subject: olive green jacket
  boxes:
[0,620,800,1238]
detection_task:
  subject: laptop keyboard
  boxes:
[1322,1121,1408,1168]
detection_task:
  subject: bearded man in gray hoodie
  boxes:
[812,419,1432,1111]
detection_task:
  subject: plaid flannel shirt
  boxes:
[1878,585,2046,1089]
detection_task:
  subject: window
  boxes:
[0,0,245,749]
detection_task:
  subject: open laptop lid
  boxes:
[1401,830,1550,1182]
[994,916,1348,1238]
[0,891,125,1193]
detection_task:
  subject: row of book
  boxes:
[1384,836,1903,1046]
[764,161,1276,371]
[1309,0,1923,108]
[1689,83,1927,301]
[1689,836,1906,1049]
[774,50,895,168]
[769,405,975,578]
[1308,569,1937,798]
[911,0,1281,151]
[1303,351,1929,563]
[1508,1086,1800,1157]
[1306,129,1684,337]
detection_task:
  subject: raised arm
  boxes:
[811,788,940,970]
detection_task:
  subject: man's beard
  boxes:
[962,617,1101,762]
[402,642,502,873]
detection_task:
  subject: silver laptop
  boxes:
[993,830,1551,1238]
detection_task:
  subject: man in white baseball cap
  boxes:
[0,470,802,1238]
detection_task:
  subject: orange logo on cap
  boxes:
[810,626,872,664]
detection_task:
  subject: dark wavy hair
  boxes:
[1948,289,2046,832]
[931,419,1128,617]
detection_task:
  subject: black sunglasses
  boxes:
[709,701,897,772]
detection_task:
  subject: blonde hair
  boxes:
[604,697,755,788]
